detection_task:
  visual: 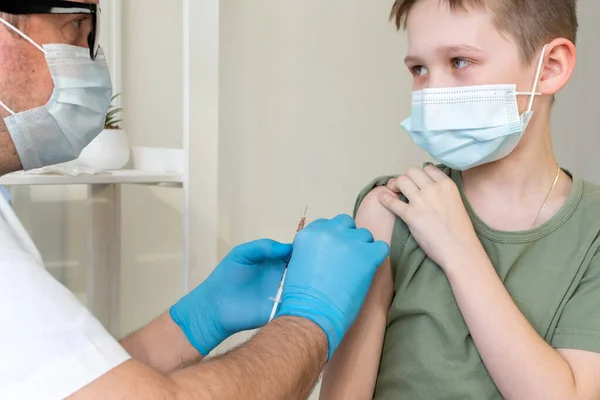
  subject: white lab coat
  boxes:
[0,196,130,399]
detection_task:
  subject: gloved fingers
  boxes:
[229,239,292,264]
[329,214,356,230]
[348,227,375,243]
[368,240,391,266]
[304,215,356,233]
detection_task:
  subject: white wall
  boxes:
[218,0,421,247]
[552,0,600,182]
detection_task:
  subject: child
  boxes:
[320,0,600,399]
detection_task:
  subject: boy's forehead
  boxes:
[405,0,508,55]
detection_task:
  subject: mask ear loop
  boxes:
[0,17,46,54]
[525,45,548,112]
[0,100,15,116]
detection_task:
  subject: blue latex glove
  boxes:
[275,214,390,360]
[170,239,291,356]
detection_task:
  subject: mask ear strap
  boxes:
[0,17,46,54]
[0,100,15,116]
[527,44,548,112]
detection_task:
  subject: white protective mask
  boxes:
[401,45,547,171]
[0,17,112,171]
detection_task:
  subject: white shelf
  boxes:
[0,147,184,187]
[0,169,183,187]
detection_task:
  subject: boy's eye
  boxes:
[411,65,429,76]
[452,58,471,69]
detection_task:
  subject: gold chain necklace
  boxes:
[531,165,561,229]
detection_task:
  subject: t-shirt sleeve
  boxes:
[551,253,600,353]
[0,208,130,398]
[353,175,398,218]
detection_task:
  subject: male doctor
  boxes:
[0,1,390,399]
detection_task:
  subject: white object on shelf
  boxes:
[78,129,131,170]
[14,163,105,177]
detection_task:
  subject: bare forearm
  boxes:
[446,254,576,400]
[121,312,203,375]
[73,316,327,400]
[172,316,327,400]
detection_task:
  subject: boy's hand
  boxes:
[378,165,484,270]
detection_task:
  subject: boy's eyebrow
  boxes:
[443,44,486,54]
[404,45,486,64]
[404,55,422,65]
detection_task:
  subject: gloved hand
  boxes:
[170,239,291,356]
[275,214,390,360]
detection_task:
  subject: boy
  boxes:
[320,0,600,399]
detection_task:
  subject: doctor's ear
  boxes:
[536,38,576,96]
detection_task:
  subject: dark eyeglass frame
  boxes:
[0,0,100,60]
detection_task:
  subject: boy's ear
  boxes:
[537,38,576,96]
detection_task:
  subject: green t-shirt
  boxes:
[354,166,600,400]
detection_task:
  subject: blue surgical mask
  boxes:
[401,45,547,171]
[0,17,112,171]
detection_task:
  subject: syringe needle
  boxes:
[297,206,308,232]
[269,206,309,323]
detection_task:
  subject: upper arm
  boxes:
[552,253,600,399]
[321,186,397,399]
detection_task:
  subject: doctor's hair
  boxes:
[390,0,578,65]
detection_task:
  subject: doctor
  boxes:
[0,1,390,399]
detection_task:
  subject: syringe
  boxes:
[268,206,308,322]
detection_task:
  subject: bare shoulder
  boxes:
[356,185,397,245]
